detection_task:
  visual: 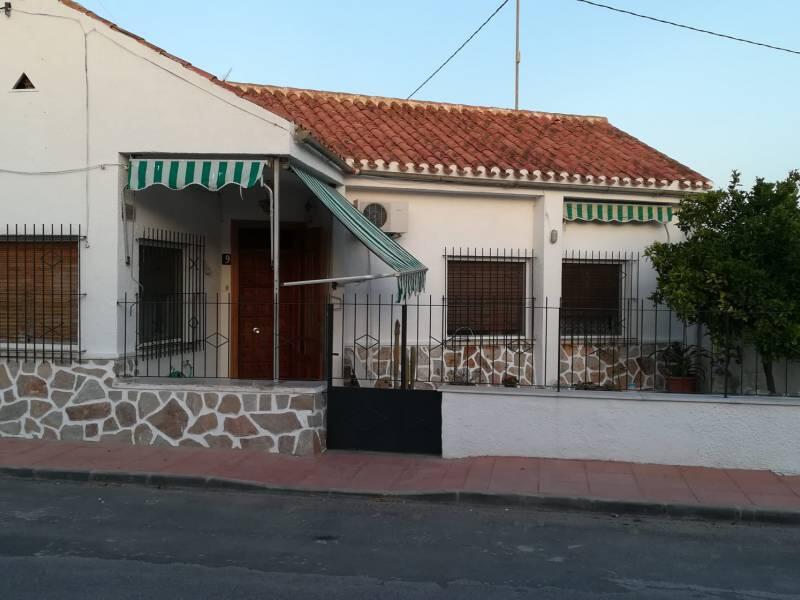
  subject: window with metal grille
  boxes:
[560,251,640,337]
[446,251,529,336]
[137,229,205,350]
[0,225,82,361]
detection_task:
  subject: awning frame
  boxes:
[289,165,427,300]
[282,267,428,289]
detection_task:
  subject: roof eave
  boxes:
[347,160,712,192]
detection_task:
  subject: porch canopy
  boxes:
[564,201,674,223]
[128,158,266,192]
[290,165,427,300]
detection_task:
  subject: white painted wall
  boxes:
[341,176,690,385]
[1,0,340,358]
[0,0,697,370]
[442,388,800,473]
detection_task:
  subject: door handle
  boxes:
[252,327,262,334]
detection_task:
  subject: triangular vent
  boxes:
[12,73,35,90]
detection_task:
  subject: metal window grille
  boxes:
[136,228,206,360]
[444,248,534,337]
[0,224,83,362]
[560,250,640,338]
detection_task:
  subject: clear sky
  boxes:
[81,0,799,188]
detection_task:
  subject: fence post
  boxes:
[400,304,408,390]
[325,302,334,387]
[122,292,128,377]
[556,299,561,392]
[724,313,730,398]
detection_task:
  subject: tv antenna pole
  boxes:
[514,0,520,109]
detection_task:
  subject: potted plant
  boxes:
[656,342,707,393]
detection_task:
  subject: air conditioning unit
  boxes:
[355,200,408,234]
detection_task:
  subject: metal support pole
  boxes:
[272,160,281,382]
[400,304,408,390]
[325,303,334,387]
[514,0,521,110]
[724,314,730,398]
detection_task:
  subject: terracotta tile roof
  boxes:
[60,0,709,190]
[238,84,709,188]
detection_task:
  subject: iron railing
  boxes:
[116,293,800,397]
[331,295,799,397]
[117,295,327,380]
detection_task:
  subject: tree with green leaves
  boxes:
[645,170,800,394]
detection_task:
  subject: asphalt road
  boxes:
[0,478,798,599]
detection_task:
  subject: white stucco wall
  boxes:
[343,177,685,303]
[0,0,692,366]
[0,0,340,358]
[341,176,689,385]
[442,388,800,473]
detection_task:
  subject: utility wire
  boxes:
[575,0,800,56]
[407,0,510,99]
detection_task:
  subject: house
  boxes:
[3,0,798,472]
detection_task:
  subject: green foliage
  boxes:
[654,342,708,379]
[645,170,800,392]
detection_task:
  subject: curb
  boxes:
[2,466,799,525]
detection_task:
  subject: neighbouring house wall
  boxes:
[1,0,340,359]
[562,218,680,298]
[332,182,539,387]
[341,183,538,306]
[336,177,697,388]
[0,359,326,455]
[442,388,800,473]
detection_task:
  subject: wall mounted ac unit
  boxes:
[355,200,408,235]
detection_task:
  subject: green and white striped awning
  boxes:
[564,202,674,223]
[290,165,427,300]
[128,158,266,192]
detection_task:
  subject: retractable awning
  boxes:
[564,202,674,223]
[128,158,266,192]
[290,165,427,300]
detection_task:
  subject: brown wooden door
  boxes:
[236,227,273,379]
[279,227,326,380]
[235,225,327,380]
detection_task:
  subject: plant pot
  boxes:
[666,376,697,394]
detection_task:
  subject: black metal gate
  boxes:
[326,386,442,455]
[324,303,442,455]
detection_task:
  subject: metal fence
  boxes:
[115,292,800,397]
[0,225,83,363]
[332,294,537,388]
[117,295,327,380]
[332,296,800,397]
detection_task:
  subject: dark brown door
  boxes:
[279,226,326,380]
[235,225,327,380]
[236,227,273,379]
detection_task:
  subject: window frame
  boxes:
[444,251,533,339]
[0,229,83,360]
[134,229,206,356]
[559,253,640,340]
[137,242,185,348]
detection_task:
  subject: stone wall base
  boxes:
[345,343,535,388]
[0,360,326,455]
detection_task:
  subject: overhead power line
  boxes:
[407,0,510,100]
[575,0,800,56]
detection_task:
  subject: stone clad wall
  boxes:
[559,343,662,390]
[344,344,535,388]
[0,360,326,455]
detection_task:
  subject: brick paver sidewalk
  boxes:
[1,438,799,517]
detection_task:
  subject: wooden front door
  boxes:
[235,224,326,380]
[236,227,273,379]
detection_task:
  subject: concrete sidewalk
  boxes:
[1,438,799,523]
